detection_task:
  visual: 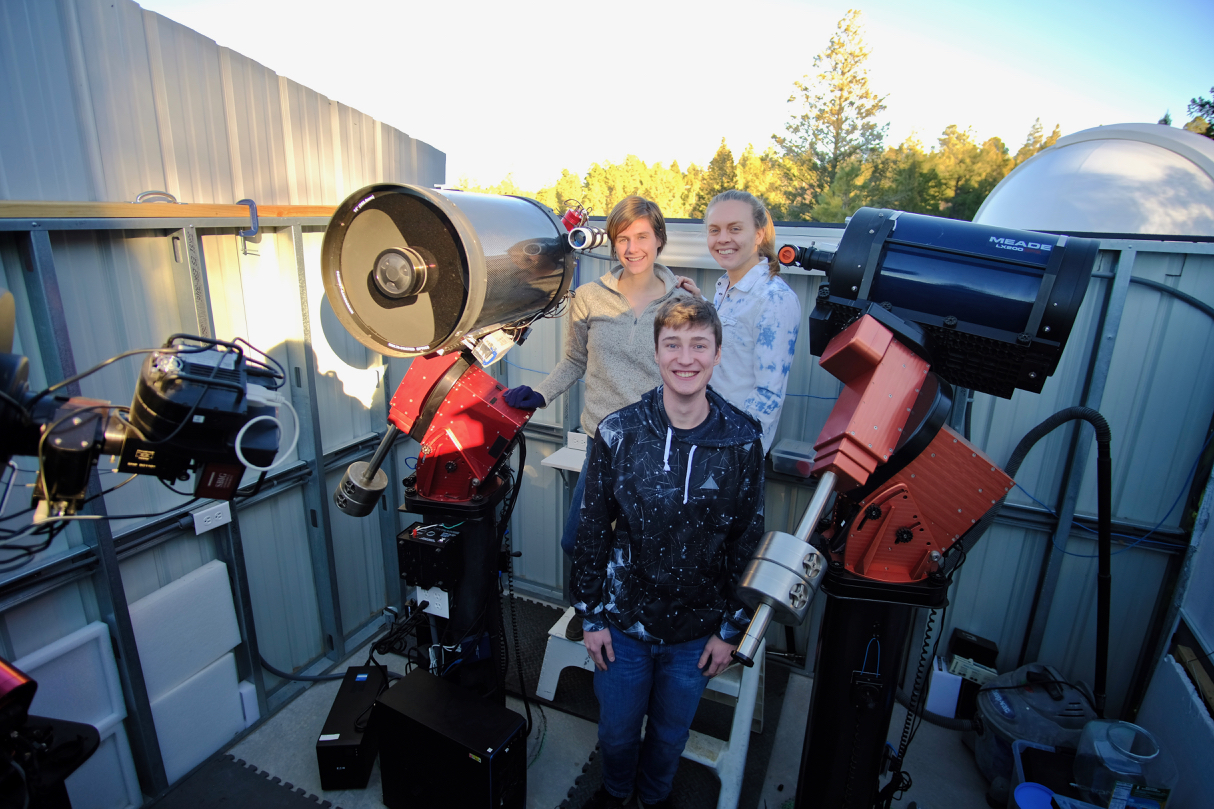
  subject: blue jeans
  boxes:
[593,625,711,803]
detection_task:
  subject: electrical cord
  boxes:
[499,435,533,737]
[25,347,167,408]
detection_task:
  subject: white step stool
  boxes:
[535,607,765,809]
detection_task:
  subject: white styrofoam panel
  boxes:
[238,679,259,728]
[66,722,142,809]
[118,529,219,605]
[128,560,240,701]
[150,651,245,784]
[13,622,124,730]
[1136,655,1214,809]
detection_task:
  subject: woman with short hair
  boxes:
[504,195,687,639]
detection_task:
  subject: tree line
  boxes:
[461,10,1212,224]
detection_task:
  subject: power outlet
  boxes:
[192,501,232,535]
[567,431,588,451]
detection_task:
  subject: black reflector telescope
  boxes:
[322,184,574,357]
[782,207,1100,398]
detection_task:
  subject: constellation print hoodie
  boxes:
[571,386,766,645]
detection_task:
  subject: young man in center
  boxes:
[571,297,766,809]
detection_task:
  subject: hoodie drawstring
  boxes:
[683,445,697,504]
[664,424,699,503]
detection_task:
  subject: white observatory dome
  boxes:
[974,123,1214,236]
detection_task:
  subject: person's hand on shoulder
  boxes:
[699,635,737,678]
[584,627,615,671]
[674,275,702,298]
[503,385,545,409]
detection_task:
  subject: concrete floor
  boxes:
[227,613,991,809]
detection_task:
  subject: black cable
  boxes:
[157,478,195,497]
[26,347,167,408]
[904,603,948,754]
[259,654,342,682]
[0,389,32,425]
[0,521,64,571]
[897,610,936,761]
[500,435,533,736]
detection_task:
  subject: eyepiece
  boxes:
[568,227,608,251]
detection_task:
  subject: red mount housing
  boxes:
[836,427,1012,583]
[811,315,1013,583]
[388,353,531,502]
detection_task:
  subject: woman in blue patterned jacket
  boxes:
[684,190,801,453]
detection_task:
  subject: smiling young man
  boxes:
[571,297,765,809]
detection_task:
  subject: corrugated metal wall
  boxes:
[0,0,443,797]
[0,0,443,205]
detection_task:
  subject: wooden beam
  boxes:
[0,201,336,220]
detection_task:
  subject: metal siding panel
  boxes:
[325,467,386,634]
[1183,500,1214,647]
[941,524,1049,673]
[299,230,382,452]
[278,78,336,205]
[499,311,567,431]
[510,437,564,592]
[0,1,94,200]
[118,530,219,604]
[141,10,234,205]
[200,230,302,470]
[219,48,290,205]
[236,487,324,677]
[1,1,443,206]
[1037,538,1171,719]
[70,0,166,202]
[415,140,446,187]
[966,264,1107,509]
[1072,253,1214,529]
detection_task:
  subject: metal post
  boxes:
[214,519,269,720]
[177,225,216,338]
[285,224,346,660]
[376,362,403,612]
[1020,248,1136,664]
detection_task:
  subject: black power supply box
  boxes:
[372,669,525,809]
[316,665,386,790]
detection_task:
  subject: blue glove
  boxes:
[503,385,545,410]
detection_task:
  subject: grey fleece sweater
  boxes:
[535,264,687,436]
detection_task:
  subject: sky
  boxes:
[139,0,1213,193]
